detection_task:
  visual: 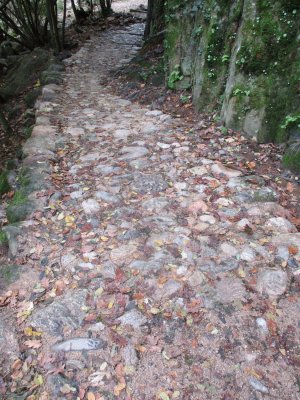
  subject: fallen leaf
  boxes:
[158,391,170,400]
[87,392,96,400]
[24,327,42,337]
[24,340,42,349]
[114,382,126,396]
[33,374,43,386]
[288,246,298,255]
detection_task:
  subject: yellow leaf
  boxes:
[108,298,115,309]
[158,391,170,400]
[238,267,246,278]
[24,327,42,337]
[100,236,109,242]
[65,215,75,224]
[150,307,161,314]
[114,382,126,396]
[34,79,41,88]
[34,374,43,386]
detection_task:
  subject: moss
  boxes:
[0,230,8,245]
[283,152,300,172]
[0,264,21,286]
[24,87,41,108]
[0,171,10,195]
[236,3,299,75]
[283,142,300,172]
[6,189,32,223]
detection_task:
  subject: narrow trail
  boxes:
[1,22,300,400]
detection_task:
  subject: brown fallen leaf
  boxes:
[24,339,42,349]
[87,392,96,400]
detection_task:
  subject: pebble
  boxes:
[82,199,100,214]
[117,309,147,328]
[248,377,269,394]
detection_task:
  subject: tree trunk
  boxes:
[99,0,112,17]
[144,0,164,39]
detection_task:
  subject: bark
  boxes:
[144,0,164,39]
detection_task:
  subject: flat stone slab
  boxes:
[52,337,106,352]
[131,172,168,194]
[30,289,87,335]
[119,146,148,160]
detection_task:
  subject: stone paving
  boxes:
[1,22,300,400]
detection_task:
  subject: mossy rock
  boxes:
[6,190,34,223]
[40,71,63,85]
[283,141,300,172]
[24,87,41,108]
[0,48,49,101]
[0,230,8,245]
[0,171,10,195]
[0,264,22,288]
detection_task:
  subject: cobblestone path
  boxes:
[1,23,300,400]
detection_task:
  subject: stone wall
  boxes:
[165,0,299,143]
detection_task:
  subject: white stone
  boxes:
[240,247,256,262]
[189,166,208,176]
[211,163,242,178]
[265,217,296,233]
[82,199,100,214]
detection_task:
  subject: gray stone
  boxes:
[0,316,19,372]
[131,172,168,194]
[142,197,169,212]
[67,127,85,136]
[119,146,148,160]
[114,129,131,139]
[122,344,138,366]
[47,374,77,398]
[82,199,100,214]
[256,269,288,297]
[3,225,22,257]
[30,289,87,335]
[117,309,147,328]
[216,277,246,303]
[110,244,137,266]
[96,191,120,204]
[249,377,269,394]
[265,217,296,233]
[211,163,242,178]
[52,337,105,352]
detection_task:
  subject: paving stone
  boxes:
[131,172,168,194]
[110,244,137,266]
[82,199,100,214]
[119,146,148,160]
[30,289,87,335]
[117,309,147,328]
[256,269,288,297]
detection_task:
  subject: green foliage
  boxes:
[232,88,251,97]
[0,230,8,245]
[0,171,10,195]
[180,94,191,104]
[283,141,300,172]
[280,114,300,130]
[167,65,183,89]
